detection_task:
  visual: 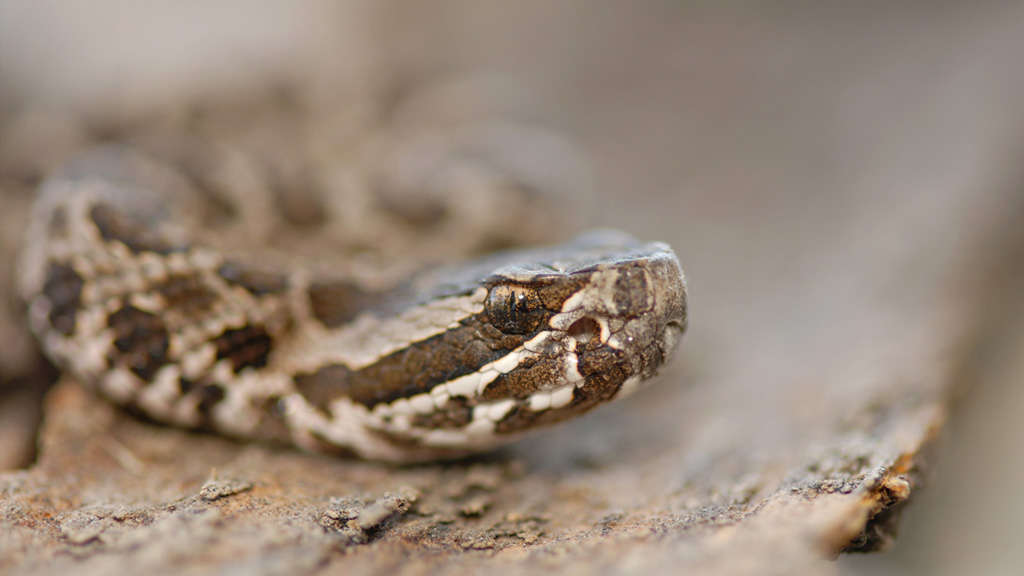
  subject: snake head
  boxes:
[472,231,688,436]
[373,230,687,459]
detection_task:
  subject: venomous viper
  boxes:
[16,120,688,463]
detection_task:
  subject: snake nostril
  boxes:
[568,317,599,347]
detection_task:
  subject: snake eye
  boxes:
[485,284,545,334]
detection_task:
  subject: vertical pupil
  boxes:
[508,291,521,315]
[487,285,542,335]
[506,291,523,326]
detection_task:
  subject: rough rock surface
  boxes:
[2,3,1023,575]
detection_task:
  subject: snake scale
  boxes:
[16,109,688,462]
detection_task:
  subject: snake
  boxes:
[16,128,688,463]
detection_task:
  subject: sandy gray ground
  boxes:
[2,3,1023,575]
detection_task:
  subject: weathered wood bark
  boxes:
[2,3,1022,575]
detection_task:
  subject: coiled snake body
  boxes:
[18,136,687,462]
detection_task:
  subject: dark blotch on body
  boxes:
[178,376,199,394]
[293,364,352,414]
[218,261,288,296]
[213,325,273,372]
[41,262,84,336]
[107,304,170,380]
[196,384,226,417]
[153,274,219,317]
[308,280,377,328]
[90,203,183,254]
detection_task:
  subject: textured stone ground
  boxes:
[2,3,1022,575]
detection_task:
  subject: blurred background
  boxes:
[2,3,1022,574]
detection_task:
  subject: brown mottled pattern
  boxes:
[90,203,183,254]
[41,262,84,336]
[195,383,226,418]
[213,325,274,372]
[495,336,666,435]
[293,364,351,413]
[107,304,170,380]
[178,376,232,427]
[153,274,219,316]
[480,355,565,401]
[25,152,687,460]
[292,275,623,416]
[409,396,473,430]
[611,264,652,313]
[293,316,530,411]
[576,340,621,377]
[218,262,288,296]
[307,280,377,328]
[178,376,200,394]
[495,370,622,435]
[533,275,589,311]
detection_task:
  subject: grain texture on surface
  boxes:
[2,3,1023,575]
